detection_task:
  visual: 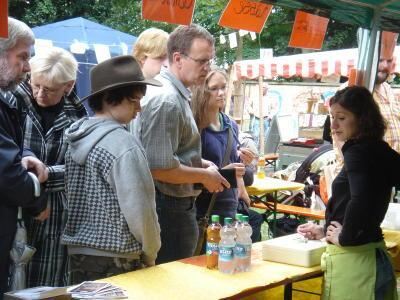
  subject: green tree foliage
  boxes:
[9,0,112,27]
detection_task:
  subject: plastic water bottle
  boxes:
[233,213,243,234]
[234,215,252,272]
[206,215,221,269]
[218,217,236,274]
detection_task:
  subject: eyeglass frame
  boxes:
[30,82,68,96]
[127,96,142,103]
[207,86,227,93]
[181,53,214,66]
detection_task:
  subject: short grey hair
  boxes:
[30,47,78,84]
[167,24,214,63]
[0,17,34,55]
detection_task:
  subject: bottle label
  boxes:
[234,243,251,258]
[219,246,234,262]
[206,242,219,256]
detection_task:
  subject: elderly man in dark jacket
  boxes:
[0,17,48,299]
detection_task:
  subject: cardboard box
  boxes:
[262,233,326,267]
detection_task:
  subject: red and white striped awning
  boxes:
[233,46,400,80]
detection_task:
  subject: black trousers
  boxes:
[0,234,13,300]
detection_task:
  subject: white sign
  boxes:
[260,48,273,60]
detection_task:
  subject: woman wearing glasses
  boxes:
[191,69,252,225]
[11,47,87,287]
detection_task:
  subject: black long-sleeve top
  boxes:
[0,91,45,237]
[325,139,400,246]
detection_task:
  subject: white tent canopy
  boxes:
[233,46,400,80]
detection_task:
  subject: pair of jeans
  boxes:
[155,190,198,264]
[0,233,13,300]
[69,254,141,284]
[250,116,270,147]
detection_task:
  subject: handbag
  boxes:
[194,127,233,256]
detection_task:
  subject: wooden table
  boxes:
[99,242,322,300]
[247,177,309,235]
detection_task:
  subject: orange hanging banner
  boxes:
[289,11,329,50]
[0,0,8,38]
[218,0,272,33]
[381,31,398,60]
[142,0,196,26]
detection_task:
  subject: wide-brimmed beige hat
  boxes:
[81,55,162,101]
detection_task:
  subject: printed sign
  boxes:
[142,0,196,26]
[218,0,272,33]
[289,11,329,50]
[0,0,7,38]
[381,31,398,60]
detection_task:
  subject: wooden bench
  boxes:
[251,201,325,220]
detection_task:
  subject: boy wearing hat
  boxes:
[62,55,161,282]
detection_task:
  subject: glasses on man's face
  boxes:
[208,86,227,93]
[127,97,142,103]
[181,54,213,67]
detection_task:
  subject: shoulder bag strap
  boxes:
[194,127,234,255]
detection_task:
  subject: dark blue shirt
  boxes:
[196,113,240,219]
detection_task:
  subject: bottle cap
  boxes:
[242,215,249,223]
[235,213,242,221]
[224,217,233,225]
[211,215,220,223]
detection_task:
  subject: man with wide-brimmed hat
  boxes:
[137,24,230,264]
[62,55,162,282]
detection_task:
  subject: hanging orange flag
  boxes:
[142,0,196,26]
[381,31,398,60]
[289,11,329,50]
[218,0,272,33]
[0,0,7,38]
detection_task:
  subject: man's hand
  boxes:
[326,221,342,246]
[35,207,50,222]
[22,156,48,183]
[201,159,217,169]
[222,162,245,177]
[203,166,230,193]
[238,148,255,166]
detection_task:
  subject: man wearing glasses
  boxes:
[138,24,229,264]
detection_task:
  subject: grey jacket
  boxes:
[62,117,160,264]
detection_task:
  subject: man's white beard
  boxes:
[0,55,26,91]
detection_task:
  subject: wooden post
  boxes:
[225,65,234,116]
[258,75,264,155]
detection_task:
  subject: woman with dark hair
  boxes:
[298,86,400,299]
[62,56,162,282]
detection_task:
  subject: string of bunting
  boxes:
[141,0,329,51]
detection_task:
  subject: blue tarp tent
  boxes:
[32,17,137,101]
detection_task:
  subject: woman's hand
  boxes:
[326,221,342,246]
[238,148,255,166]
[297,222,325,240]
[35,207,50,222]
[222,162,245,177]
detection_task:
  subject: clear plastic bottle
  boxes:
[206,215,221,269]
[233,213,243,233]
[257,157,265,179]
[218,217,236,274]
[234,215,252,272]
